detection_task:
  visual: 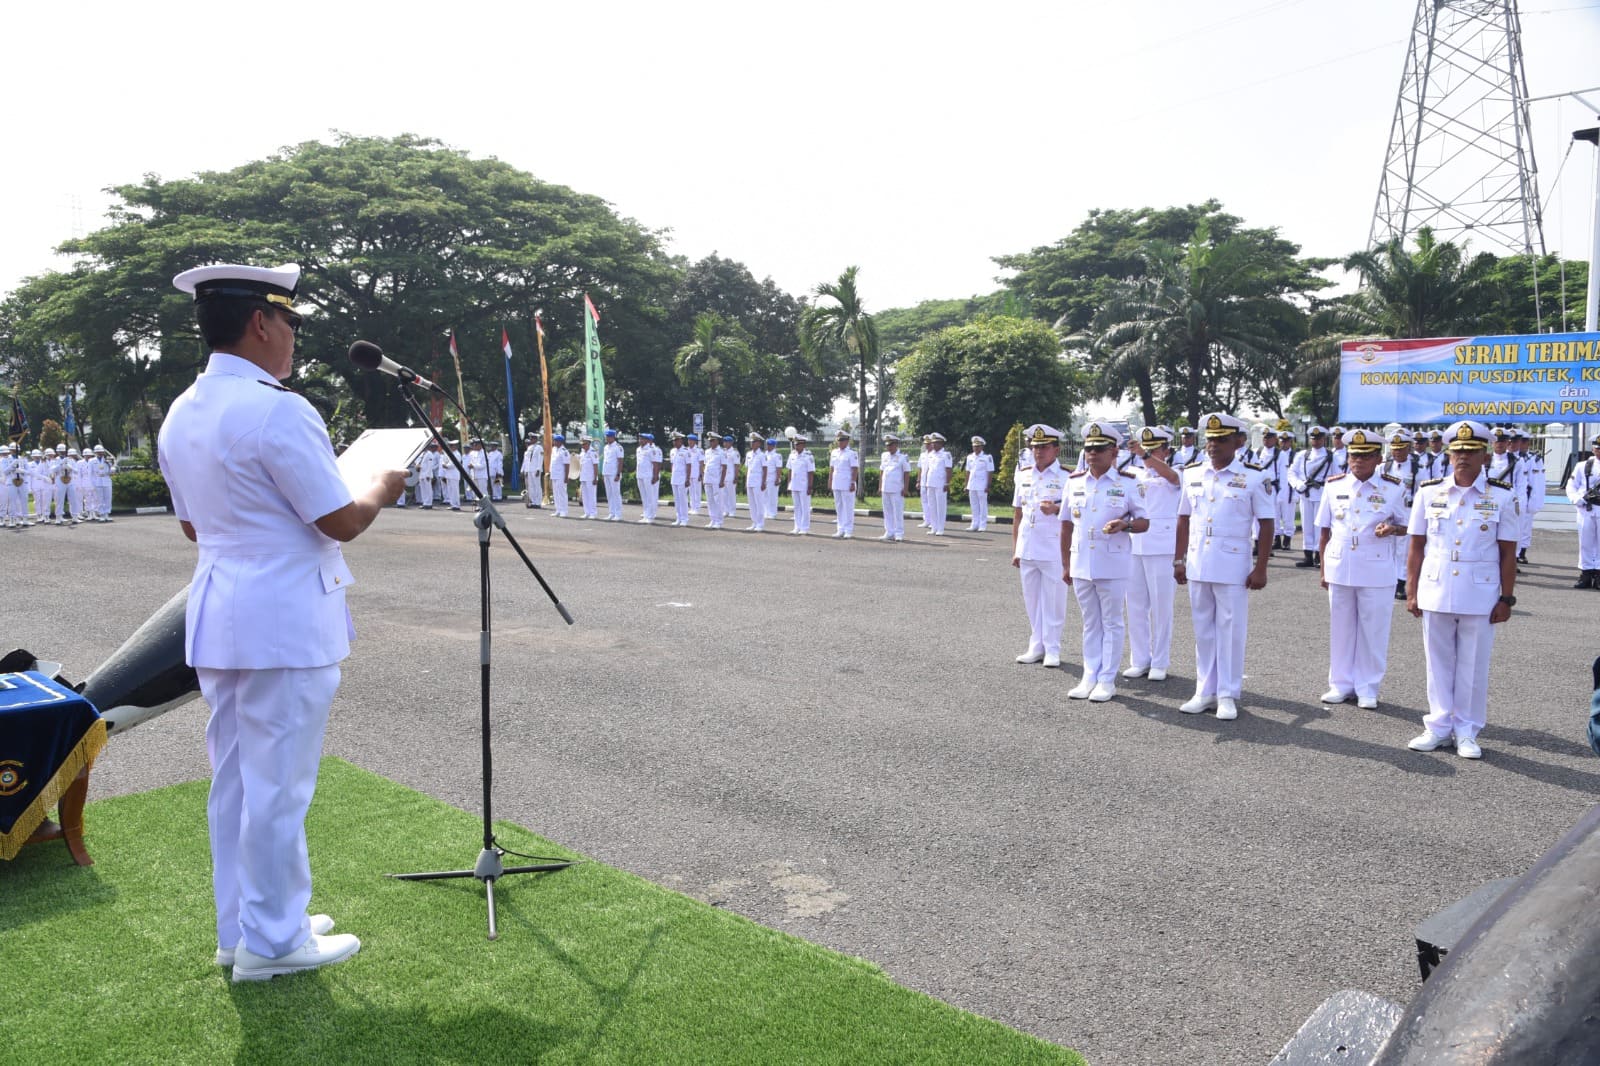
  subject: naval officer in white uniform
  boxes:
[1316,429,1411,709]
[1124,426,1181,681]
[1012,425,1070,668]
[1404,420,1519,759]
[159,263,405,981]
[1173,412,1275,720]
[1062,421,1149,701]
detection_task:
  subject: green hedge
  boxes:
[112,469,172,509]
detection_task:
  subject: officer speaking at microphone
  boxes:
[159,263,406,981]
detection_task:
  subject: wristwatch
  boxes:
[1498,594,1516,606]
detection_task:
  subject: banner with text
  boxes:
[1339,332,1600,424]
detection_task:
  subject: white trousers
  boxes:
[671,481,688,524]
[199,664,339,960]
[1299,494,1321,550]
[1327,583,1394,700]
[442,478,460,508]
[792,493,812,532]
[1073,576,1128,686]
[722,479,737,517]
[580,481,597,517]
[1276,491,1296,533]
[1190,579,1249,699]
[1126,554,1176,671]
[1577,508,1600,568]
[553,479,570,516]
[417,476,434,507]
[603,474,622,518]
[102,482,113,515]
[746,481,765,529]
[926,489,947,533]
[1519,493,1535,550]
[1019,558,1066,656]
[765,482,778,520]
[4,483,24,521]
[491,477,503,501]
[1421,611,1495,740]
[689,479,703,512]
[969,489,989,530]
[638,477,657,520]
[834,491,855,534]
[882,492,904,537]
[706,481,726,525]
[52,481,79,520]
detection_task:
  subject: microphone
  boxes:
[348,340,444,393]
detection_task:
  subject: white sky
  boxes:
[5,0,1599,315]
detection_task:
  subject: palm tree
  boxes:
[801,266,880,442]
[1297,228,1495,412]
[1085,222,1295,426]
[675,313,752,436]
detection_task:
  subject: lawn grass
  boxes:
[2,759,1080,1066]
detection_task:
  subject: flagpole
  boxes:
[501,328,520,494]
[536,311,553,506]
[450,331,471,446]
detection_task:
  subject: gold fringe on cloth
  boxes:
[0,719,106,860]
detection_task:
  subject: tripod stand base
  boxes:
[390,847,574,940]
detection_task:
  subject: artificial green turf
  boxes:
[1,759,1080,1066]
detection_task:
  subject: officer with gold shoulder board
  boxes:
[1012,424,1070,668]
[1404,419,1519,759]
[159,263,406,980]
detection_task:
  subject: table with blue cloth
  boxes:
[0,671,105,865]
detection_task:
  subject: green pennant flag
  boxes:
[584,293,605,442]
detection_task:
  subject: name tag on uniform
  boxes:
[1335,494,1349,500]
[1428,496,1448,510]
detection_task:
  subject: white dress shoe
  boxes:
[1015,649,1045,664]
[1089,683,1116,702]
[1319,689,1352,704]
[1408,731,1451,752]
[231,931,360,981]
[831,531,844,538]
[1067,681,1094,699]
[877,533,892,541]
[842,532,852,539]
[1043,652,1061,668]
[218,915,334,966]
[1356,695,1379,710]
[1455,736,1482,759]
[1147,668,1167,681]
[1216,697,1238,720]
[1179,693,1216,714]
[1121,665,1149,679]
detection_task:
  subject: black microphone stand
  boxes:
[386,378,575,940]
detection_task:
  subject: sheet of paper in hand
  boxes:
[335,428,433,495]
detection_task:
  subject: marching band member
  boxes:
[1124,426,1180,682]
[1174,412,1275,721]
[1,444,25,529]
[1062,422,1149,701]
[1318,429,1411,709]
[1405,420,1519,760]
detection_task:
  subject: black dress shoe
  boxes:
[1395,579,1407,600]
[1576,570,1597,590]
[1295,551,1317,568]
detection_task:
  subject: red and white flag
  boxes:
[584,293,601,324]
[535,312,545,340]
[502,327,513,363]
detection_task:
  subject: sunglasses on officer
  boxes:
[1084,443,1113,453]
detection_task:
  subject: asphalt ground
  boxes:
[12,504,1598,1066]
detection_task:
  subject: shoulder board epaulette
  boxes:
[1243,461,1264,472]
[1381,471,1401,485]
[1183,460,1204,469]
[1068,470,1087,478]
[1420,476,1445,488]
[1487,476,1512,491]
[1119,469,1137,478]
[256,379,294,393]
[1326,472,1347,482]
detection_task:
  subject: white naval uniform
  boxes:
[829,446,859,535]
[669,445,691,524]
[1266,446,1297,537]
[1407,472,1518,742]
[879,449,911,539]
[487,447,505,501]
[1013,460,1069,658]
[548,446,572,516]
[1,455,24,525]
[1064,467,1147,687]
[687,445,704,512]
[601,440,624,519]
[744,447,768,530]
[51,456,80,522]
[158,351,358,962]
[439,449,462,509]
[416,449,441,507]
[965,451,995,531]
[722,446,739,517]
[763,448,782,519]
[637,444,663,521]
[1519,449,1544,550]
[703,447,727,527]
[1316,471,1410,702]
[923,448,952,533]
[1379,453,1423,580]
[464,448,488,506]
[1566,454,1600,569]
[1127,464,1180,673]
[787,448,815,532]
[1178,458,1276,700]
[1288,447,1336,551]
[520,442,544,507]
[577,446,599,517]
